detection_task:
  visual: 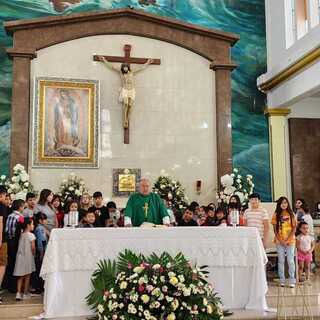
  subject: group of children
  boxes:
[180,194,316,287]
[272,196,315,287]
[0,187,122,303]
[0,185,317,303]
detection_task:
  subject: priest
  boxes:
[124,178,170,227]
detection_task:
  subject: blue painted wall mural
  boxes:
[0,0,271,201]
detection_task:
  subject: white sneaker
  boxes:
[29,313,45,319]
[30,292,42,297]
[23,293,31,300]
[16,292,23,301]
[289,283,295,288]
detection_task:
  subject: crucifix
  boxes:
[93,44,161,144]
[143,202,149,219]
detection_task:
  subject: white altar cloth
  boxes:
[40,227,268,318]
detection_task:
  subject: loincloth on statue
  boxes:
[119,88,136,103]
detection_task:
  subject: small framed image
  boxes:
[33,77,99,168]
[113,168,141,197]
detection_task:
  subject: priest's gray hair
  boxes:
[139,177,151,184]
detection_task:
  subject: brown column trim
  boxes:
[5,8,239,44]
[10,57,32,171]
[7,48,37,59]
[210,62,238,71]
[214,68,233,182]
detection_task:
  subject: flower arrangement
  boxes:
[59,173,88,202]
[216,168,254,206]
[153,175,188,215]
[87,250,223,320]
[0,174,7,186]
[6,164,35,199]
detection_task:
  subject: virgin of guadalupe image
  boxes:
[46,88,85,157]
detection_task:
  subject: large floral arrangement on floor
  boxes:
[153,175,188,214]
[216,168,254,206]
[4,164,35,199]
[59,173,88,201]
[87,250,223,320]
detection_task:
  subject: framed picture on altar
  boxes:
[113,168,141,197]
[33,77,99,168]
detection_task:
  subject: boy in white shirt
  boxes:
[244,193,269,248]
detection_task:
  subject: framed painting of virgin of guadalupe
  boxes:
[33,77,99,167]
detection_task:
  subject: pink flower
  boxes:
[146,285,154,292]
[138,284,145,293]
[127,263,133,269]
[159,267,164,273]
[141,262,150,269]
[104,290,110,297]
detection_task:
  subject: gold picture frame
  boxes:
[33,77,99,167]
[113,168,141,197]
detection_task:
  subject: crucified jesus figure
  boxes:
[101,57,153,129]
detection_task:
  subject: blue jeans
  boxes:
[277,244,296,284]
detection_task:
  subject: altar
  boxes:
[40,227,268,318]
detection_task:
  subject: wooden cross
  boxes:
[93,44,161,144]
[143,202,149,218]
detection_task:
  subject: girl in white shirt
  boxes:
[64,201,79,227]
[296,221,315,283]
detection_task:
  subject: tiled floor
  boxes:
[2,274,320,320]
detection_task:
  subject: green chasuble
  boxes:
[125,192,169,226]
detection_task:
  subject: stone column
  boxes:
[265,107,291,200]
[8,51,34,172]
[211,64,236,183]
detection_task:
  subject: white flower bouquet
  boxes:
[59,173,88,202]
[5,164,35,199]
[87,250,223,320]
[216,168,254,206]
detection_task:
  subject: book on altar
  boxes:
[140,222,168,228]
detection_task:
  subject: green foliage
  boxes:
[86,259,117,311]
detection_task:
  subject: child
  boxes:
[52,195,64,228]
[79,193,91,221]
[244,193,269,248]
[296,222,315,283]
[271,196,297,288]
[295,198,308,222]
[79,210,96,228]
[5,199,25,293]
[301,209,314,238]
[13,218,36,300]
[214,207,227,226]
[227,195,245,226]
[23,193,37,218]
[107,201,119,227]
[89,192,110,227]
[203,206,215,226]
[0,186,8,303]
[178,207,198,227]
[4,194,11,208]
[64,201,79,227]
[33,213,48,293]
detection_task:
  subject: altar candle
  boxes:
[68,211,79,227]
